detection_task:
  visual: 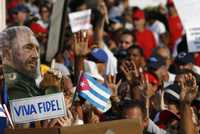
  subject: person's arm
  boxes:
[180,103,197,134]
[146,119,171,134]
[179,73,198,134]
[73,31,89,83]
[93,1,107,48]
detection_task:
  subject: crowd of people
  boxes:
[1,0,200,134]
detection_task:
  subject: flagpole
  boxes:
[72,71,83,106]
[3,104,14,129]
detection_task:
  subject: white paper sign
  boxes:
[9,93,66,124]
[0,0,6,32]
[129,0,167,9]
[69,9,92,33]
[173,0,200,52]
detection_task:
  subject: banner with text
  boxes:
[69,9,92,33]
[9,93,66,124]
[174,0,200,52]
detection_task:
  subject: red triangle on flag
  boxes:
[78,74,91,91]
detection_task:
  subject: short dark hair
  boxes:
[127,45,144,56]
[121,30,134,38]
[69,0,86,12]
[39,4,50,14]
[120,100,147,120]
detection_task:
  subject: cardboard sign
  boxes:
[69,9,92,33]
[9,93,66,124]
[61,119,142,134]
[5,119,142,134]
[129,0,166,9]
[173,0,200,52]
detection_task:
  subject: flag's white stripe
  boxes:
[0,112,6,117]
[82,90,108,106]
[0,104,6,117]
[87,80,111,98]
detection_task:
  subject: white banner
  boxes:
[128,0,167,9]
[174,0,200,52]
[9,93,66,124]
[0,0,6,31]
[69,9,92,33]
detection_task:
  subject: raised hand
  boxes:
[40,70,62,91]
[57,110,74,127]
[97,1,108,20]
[107,75,121,102]
[73,31,89,57]
[179,73,198,104]
[120,60,139,85]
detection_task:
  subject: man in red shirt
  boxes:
[167,0,184,50]
[133,9,156,58]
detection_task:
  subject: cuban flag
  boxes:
[78,73,112,112]
[0,104,6,118]
[0,104,7,134]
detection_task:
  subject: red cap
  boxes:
[167,0,174,6]
[30,23,48,33]
[144,72,159,85]
[132,9,145,20]
[156,110,180,128]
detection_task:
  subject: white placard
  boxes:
[129,0,167,9]
[69,9,92,33]
[0,0,6,31]
[173,0,200,52]
[9,93,66,124]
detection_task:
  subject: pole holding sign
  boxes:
[9,93,67,124]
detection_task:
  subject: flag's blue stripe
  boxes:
[79,92,105,111]
[89,89,109,102]
[0,107,4,113]
[85,74,112,95]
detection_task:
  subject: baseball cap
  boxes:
[132,9,145,20]
[175,52,194,65]
[87,48,108,63]
[155,110,180,129]
[14,4,29,13]
[30,23,48,33]
[147,55,166,71]
[164,83,181,104]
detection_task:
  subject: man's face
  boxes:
[40,7,49,21]
[125,107,148,129]
[17,12,27,23]
[119,34,133,49]
[134,19,145,31]
[128,48,143,68]
[155,65,168,81]
[12,34,39,78]
[157,48,171,69]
